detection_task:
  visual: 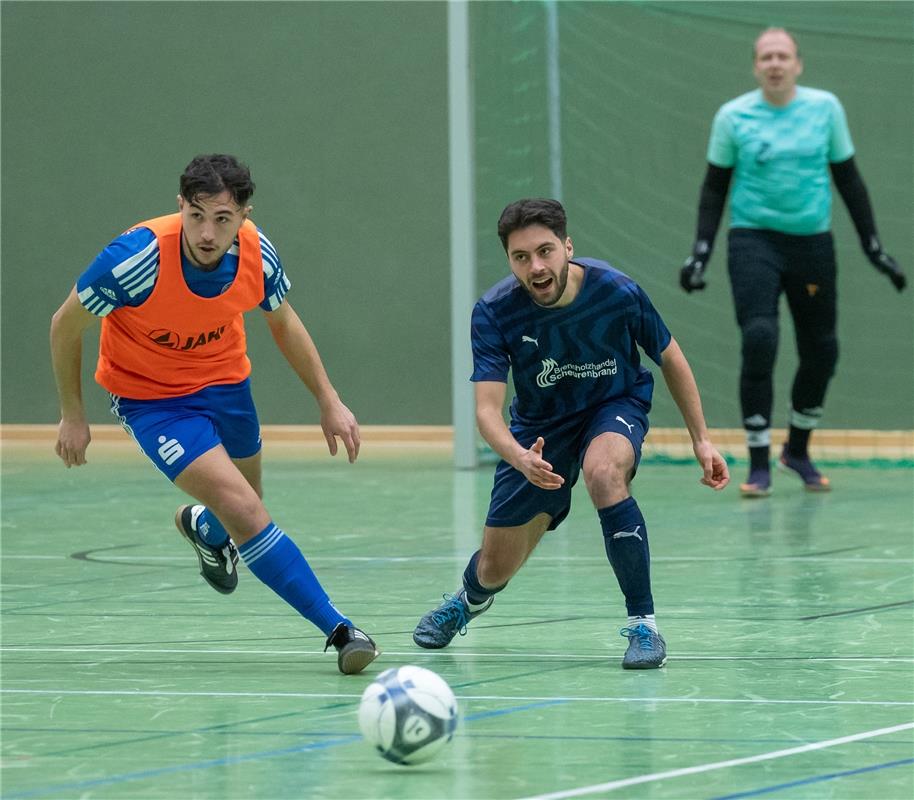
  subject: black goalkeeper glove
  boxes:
[680,240,710,293]
[866,236,906,292]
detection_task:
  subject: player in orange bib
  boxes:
[50,154,379,674]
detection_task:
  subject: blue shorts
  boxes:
[109,379,262,482]
[485,396,649,530]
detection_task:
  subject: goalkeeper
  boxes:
[680,27,906,498]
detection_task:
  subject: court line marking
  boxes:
[0,697,571,799]
[2,553,912,563]
[2,645,911,664]
[514,722,914,800]
[0,734,363,800]
[798,599,913,620]
[710,756,914,799]
[5,723,913,752]
[2,688,911,706]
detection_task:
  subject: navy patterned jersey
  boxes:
[471,258,672,425]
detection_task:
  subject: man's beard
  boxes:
[525,259,569,307]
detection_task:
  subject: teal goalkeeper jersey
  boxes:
[707,86,855,235]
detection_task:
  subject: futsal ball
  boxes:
[358,665,458,765]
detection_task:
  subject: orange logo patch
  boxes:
[806,284,820,297]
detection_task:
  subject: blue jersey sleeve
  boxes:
[76,227,159,316]
[77,225,290,315]
[631,284,672,365]
[470,301,511,383]
[258,230,291,311]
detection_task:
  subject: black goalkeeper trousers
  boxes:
[727,227,838,431]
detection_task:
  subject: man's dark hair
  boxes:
[497,198,568,250]
[179,154,255,207]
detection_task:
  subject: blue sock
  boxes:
[462,550,507,605]
[598,497,654,617]
[194,507,230,548]
[238,523,349,636]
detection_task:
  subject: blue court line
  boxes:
[10,710,309,758]
[6,724,912,751]
[462,731,914,747]
[450,659,599,692]
[1,735,363,800]
[463,699,568,722]
[1,699,567,799]
[709,756,914,799]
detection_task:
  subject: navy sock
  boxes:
[238,523,348,636]
[786,426,811,457]
[194,507,230,548]
[462,550,507,606]
[787,406,822,457]
[598,497,654,617]
[749,445,770,473]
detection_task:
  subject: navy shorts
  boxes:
[485,396,649,530]
[109,378,262,482]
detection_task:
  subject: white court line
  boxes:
[1,554,911,563]
[1,688,911,706]
[1,555,71,560]
[1,645,911,664]
[516,721,914,800]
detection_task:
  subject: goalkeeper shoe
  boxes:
[175,505,238,595]
[740,468,772,498]
[413,589,493,649]
[779,445,831,492]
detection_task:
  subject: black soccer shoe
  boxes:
[174,504,239,595]
[324,623,380,675]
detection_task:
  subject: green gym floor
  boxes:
[2,443,912,799]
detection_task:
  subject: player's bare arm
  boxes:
[50,287,98,467]
[475,381,564,490]
[262,299,360,462]
[659,338,730,491]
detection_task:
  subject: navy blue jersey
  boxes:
[471,258,672,424]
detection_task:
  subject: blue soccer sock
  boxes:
[462,550,507,606]
[598,497,654,617]
[194,506,231,548]
[238,522,349,636]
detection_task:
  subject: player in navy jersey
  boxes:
[680,28,906,497]
[50,154,379,674]
[413,198,729,669]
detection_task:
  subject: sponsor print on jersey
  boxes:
[536,356,618,388]
[147,326,227,351]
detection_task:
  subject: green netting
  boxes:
[471,1,913,443]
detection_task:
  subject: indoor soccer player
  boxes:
[413,198,729,669]
[50,154,379,674]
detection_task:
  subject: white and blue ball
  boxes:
[358,666,458,765]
